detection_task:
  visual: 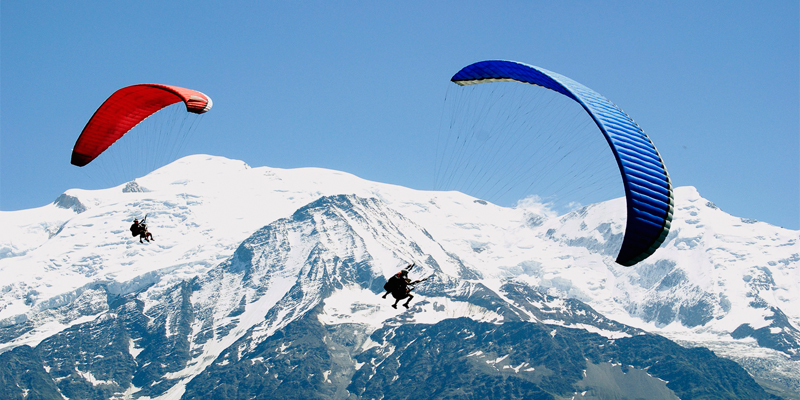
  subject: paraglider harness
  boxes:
[383,263,410,293]
[130,214,153,242]
[130,215,147,237]
[382,263,431,300]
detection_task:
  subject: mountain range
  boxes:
[1,155,797,399]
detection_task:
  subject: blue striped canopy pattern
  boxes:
[451,60,673,266]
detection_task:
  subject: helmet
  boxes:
[400,270,408,277]
[134,219,139,223]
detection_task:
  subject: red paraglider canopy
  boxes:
[71,84,212,167]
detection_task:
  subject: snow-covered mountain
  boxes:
[1,155,797,399]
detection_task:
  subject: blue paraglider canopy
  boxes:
[451,60,673,266]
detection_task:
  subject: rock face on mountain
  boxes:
[0,156,797,399]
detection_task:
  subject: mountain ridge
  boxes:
[1,155,797,398]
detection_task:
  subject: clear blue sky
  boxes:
[2,1,798,229]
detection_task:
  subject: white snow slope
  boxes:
[1,155,798,397]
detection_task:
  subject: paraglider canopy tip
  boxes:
[71,152,91,167]
[187,93,213,114]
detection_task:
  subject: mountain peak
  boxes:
[145,154,252,179]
